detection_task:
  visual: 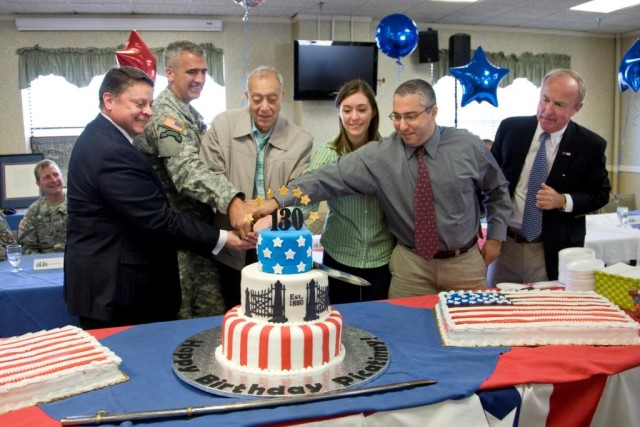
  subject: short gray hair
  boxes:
[394,79,437,108]
[246,65,284,93]
[543,69,587,105]
[164,41,206,69]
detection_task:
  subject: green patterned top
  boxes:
[310,141,395,268]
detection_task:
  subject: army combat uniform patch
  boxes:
[163,116,186,133]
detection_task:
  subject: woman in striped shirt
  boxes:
[310,79,396,303]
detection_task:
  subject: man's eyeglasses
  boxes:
[388,105,434,123]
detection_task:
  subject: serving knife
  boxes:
[313,261,371,286]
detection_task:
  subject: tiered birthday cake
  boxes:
[215,226,344,375]
[435,290,640,347]
[0,325,127,414]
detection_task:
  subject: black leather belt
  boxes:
[507,228,542,243]
[432,237,478,259]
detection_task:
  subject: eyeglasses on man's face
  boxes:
[388,105,435,123]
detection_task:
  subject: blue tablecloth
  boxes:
[41,302,507,426]
[0,252,78,337]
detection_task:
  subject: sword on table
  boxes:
[60,378,437,426]
[313,261,371,286]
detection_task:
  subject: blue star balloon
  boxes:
[449,46,510,107]
[618,38,640,92]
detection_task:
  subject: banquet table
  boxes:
[3,212,640,339]
[585,213,640,265]
[2,295,639,427]
[0,252,78,337]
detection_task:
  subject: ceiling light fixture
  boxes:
[15,17,223,32]
[571,0,640,13]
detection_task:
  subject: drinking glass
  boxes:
[6,243,23,272]
[617,206,630,228]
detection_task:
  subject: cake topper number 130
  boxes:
[271,207,304,231]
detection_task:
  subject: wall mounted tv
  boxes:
[293,40,378,101]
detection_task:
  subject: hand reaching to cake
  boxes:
[224,230,257,251]
[252,215,273,233]
[228,197,279,239]
[254,198,279,218]
[227,197,257,239]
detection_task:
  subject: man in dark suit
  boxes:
[64,67,255,329]
[488,69,610,284]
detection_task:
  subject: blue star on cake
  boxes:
[257,228,313,274]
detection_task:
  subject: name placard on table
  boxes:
[33,257,64,270]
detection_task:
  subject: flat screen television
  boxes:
[293,40,378,101]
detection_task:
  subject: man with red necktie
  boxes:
[272,79,511,297]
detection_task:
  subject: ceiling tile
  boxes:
[0,0,637,34]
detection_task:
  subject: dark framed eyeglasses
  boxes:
[388,105,434,123]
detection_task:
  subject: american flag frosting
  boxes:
[446,291,512,306]
[436,290,640,347]
[446,291,631,325]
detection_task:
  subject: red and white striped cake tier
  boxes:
[217,306,344,374]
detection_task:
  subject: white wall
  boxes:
[0,16,635,193]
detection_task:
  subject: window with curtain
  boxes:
[17,43,226,141]
[425,50,570,140]
[434,76,540,140]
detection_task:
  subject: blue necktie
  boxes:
[521,132,549,242]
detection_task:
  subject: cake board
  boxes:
[172,326,390,398]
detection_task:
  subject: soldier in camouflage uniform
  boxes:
[18,159,67,254]
[0,212,17,261]
[135,41,263,318]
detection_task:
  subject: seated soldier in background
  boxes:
[1,212,17,261]
[18,159,67,254]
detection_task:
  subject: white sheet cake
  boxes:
[0,325,128,414]
[435,290,640,347]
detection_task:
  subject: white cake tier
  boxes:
[216,306,344,375]
[435,290,640,347]
[241,262,329,323]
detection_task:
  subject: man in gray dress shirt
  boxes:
[270,79,511,297]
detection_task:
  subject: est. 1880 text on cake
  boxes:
[435,290,640,347]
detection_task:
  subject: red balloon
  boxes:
[115,30,157,81]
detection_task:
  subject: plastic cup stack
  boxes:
[564,258,605,291]
[558,247,596,286]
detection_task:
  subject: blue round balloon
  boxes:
[375,14,419,61]
[619,38,640,93]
